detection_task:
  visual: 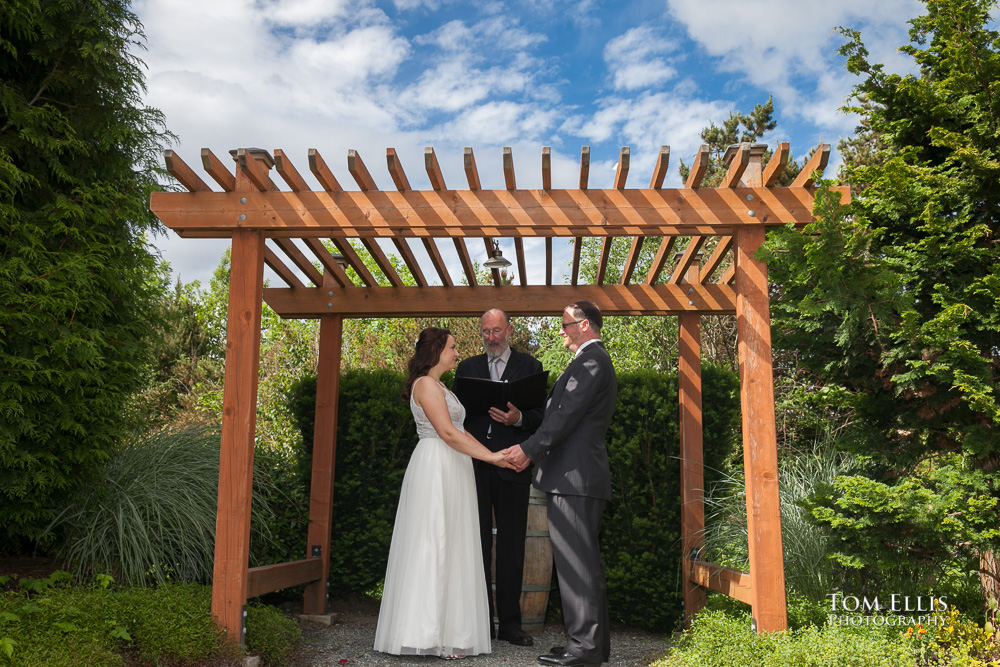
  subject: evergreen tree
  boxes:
[0,0,173,549]
[763,0,1000,605]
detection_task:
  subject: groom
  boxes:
[504,300,617,666]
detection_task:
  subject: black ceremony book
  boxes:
[452,370,549,416]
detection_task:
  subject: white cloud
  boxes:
[604,26,678,90]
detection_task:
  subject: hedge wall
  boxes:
[287,365,739,631]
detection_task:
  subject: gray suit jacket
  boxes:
[520,341,617,500]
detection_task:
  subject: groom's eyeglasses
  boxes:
[560,319,585,330]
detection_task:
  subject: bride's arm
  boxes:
[413,380,513,468]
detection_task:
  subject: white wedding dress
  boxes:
[373,377,492,657]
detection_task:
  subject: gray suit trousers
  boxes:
[547,493,610,663]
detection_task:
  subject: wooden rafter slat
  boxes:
[573,147,589,285]
[273,150,310,191]
[302,238,352,287]
[329,238,377,287]
[454,239,477,287]
[264,246,305,288]
[621,236,644,285]
[685,145,710,189]
[514,238,526,286]
[308,149,342,192]
[613,147,630,189]
[650,145,670,189]
[421,238,452,286]
[201,148,236,191]
[721,263,735,285]
[701,236,733,282]
[154,186,849,237]
[542,147,551,190]
[236,148,277,192]
[359,239,404,287]
[669,237,706,285]
[386,148,411,191]
[762,142,789,187]
[464,147,481,190]
[720,143,750,188]
[425,147,446,191]
[348,149,377,190]
[503,147,516,190]
[165,150,211,192]
[392,238,428,287]
[791,144,831,187]
[595,237,613,285]
[264,282,739,317]
[273,238,324,286]
[545,237,553,286]
[645,237,678,285]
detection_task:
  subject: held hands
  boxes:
[499,445,531,473]
[490,450,516,470]
[488,402,520,426]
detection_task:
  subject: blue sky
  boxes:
[136,0,930,287]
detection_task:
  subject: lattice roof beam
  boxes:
[720,143,750,188]
[542,147,551,190]
[263,283,738,318]
[303,238,353,287]
[621,236,644,285]
[328,238,377,287]
[264,246,304,288]
[272,238,323,286]
[386,148,411,191]
[645,237,678,285]
[359,239,405,287]
[308,149,342,192]
[545,237,553,286]
[513,238,526,286]
[235,148,277,192]
[650,146,670,189]
[762,142,789,187]
[165,150,211,192]
[595,236,614,285]
[721,263,735,285]
[201,148,235,191]
[503,147,516,190]
[464,147,481,191]
[572,147,589,285]
[668,238,706,285]
[685,145,710,188]
[791,145,830,187]
[701,236,733,283]
[613,147,630,189]
[273,150,310,191]
[425,148,446,191]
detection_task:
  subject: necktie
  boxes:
[490,357,501,381]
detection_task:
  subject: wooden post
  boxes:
[211,228,265,643]
[303,300,344,614]
[678,284,707,627]
[734,225,787,633]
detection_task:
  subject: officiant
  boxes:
[453,308,544,647]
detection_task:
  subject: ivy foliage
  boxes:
[761,0,1000,597]
[0,0,173,548]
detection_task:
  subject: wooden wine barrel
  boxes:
[492,486,553,635]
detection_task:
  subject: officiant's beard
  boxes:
[485,339,509,360]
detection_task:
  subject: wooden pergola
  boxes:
[150,141,848,642]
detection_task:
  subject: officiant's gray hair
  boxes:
[567,300,602,332]
[481,308,510,324]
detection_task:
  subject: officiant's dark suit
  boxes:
[453,311,544,645]
[512,301,617,666]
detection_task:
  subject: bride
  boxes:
[374,327,514,659]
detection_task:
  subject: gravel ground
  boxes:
[291,600,672,667]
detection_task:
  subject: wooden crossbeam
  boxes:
[264,246,304,288]
[263,283,738,318]
[302,238,353,287]
[685,145,710,188]
[464,147,481,190]
[668,237,706,285]
[791,144,830,187]
[688,560,751,605]
[201,148,235,191]
[762,142,789,187]
[273,238,324,286]
[386,148,411,191]
[542,147,552,190]
[645,237,678,285]
[248,559,323,599]
[152,187,845,238]
[614,147,630,189]
[308,149,342,192]
[720,143,750,188]
[650,146,670,188]
[274,150,310,191]
[425,147,446,191]
[503,147,516,190]
[165,150,211,192]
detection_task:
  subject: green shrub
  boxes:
[246,603,302,665]
[655,609,916,667]
[288,366,741,631]
[44,424,308,586]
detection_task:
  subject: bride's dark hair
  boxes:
[403,327,452,401]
